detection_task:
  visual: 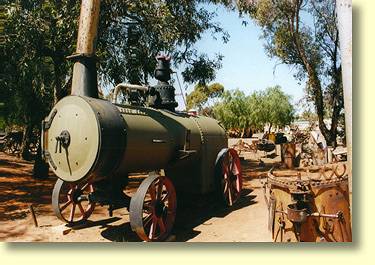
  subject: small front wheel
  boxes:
[52,178,95,225]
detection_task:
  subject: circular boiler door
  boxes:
[44,96,100,182]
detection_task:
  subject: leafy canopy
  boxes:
[213,85,294,133]
[234,0,343,146]
[1,0,229,129]
[263,86,295,129]
[186,82,224,111]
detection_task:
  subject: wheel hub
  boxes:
[72,188,83,203]
[154,200,165,218]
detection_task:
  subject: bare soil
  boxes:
[0,150,295,242]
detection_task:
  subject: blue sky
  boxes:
[173,4,306,111]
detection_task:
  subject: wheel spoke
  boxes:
[143,202,153,214]
[81,182,89,191]
[149,216,157,239]
[69,203,76,222]
[143,214,153,227]
[161,192,169,202]
[149,183,156,201]
[227,181,233,206]
[157,178,164,200]
[232,183,239,197]
[229,158,234,172]
[158,217,166,234]
[223,170,229,180]
[235,181,240,194]
[235,176,241,193]
[232,162,240,176]
[78,202,85,216]
[223,162,229,176]
[223,180,228,194]
[60,199,72,212]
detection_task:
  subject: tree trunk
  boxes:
[310,74,335,147]
[241,128,245,138]
[21,124,33,160]
[309,70,340,147]
[289,1,340,148]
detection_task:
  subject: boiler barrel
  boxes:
[42,96,226,191]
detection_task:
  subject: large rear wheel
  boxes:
[215,148,243,206]
[129,173,177,241]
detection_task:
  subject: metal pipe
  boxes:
[70,0,101,98]
[112,83,148,104]
[336,0,352,193]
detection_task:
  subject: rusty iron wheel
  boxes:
[129,173,177,241]
[215,148,243,206]
[52,178,95,225]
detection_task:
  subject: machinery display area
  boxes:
[0,0,353,244]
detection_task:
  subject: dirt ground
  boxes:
[0,149,320,242]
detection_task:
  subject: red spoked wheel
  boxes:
[215,148,243,206]
[129,173,177,241]
[52,178,96,225]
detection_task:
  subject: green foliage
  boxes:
[235,0,343,146]
[213,89,252,131]
[263,86,295,130]
[299,110,318,122]
[186,82,224,111]
[213,86,294,133]
[181,54,223,85]
[0,0,228,130]
[1,0,230,158]
[97,0,228,85]
[0,105,5,130]
[1,0,80,130]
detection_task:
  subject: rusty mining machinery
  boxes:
[263,164,352,242]
[41,0,242,241]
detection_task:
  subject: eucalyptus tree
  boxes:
[186,82,225,111]
[213,86,294,136]
[213,89,253,136]
[263,86,295,132]
[1,0,228,158]
[233,0,343,146]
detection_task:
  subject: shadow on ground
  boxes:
[99,187,257,242]
[0,152,56,221]
[1,152,262,242]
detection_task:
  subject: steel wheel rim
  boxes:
[220,148,242,206]
[52,178,95,225]
[130,174,177,241]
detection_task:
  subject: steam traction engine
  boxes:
[41,0,242,241]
